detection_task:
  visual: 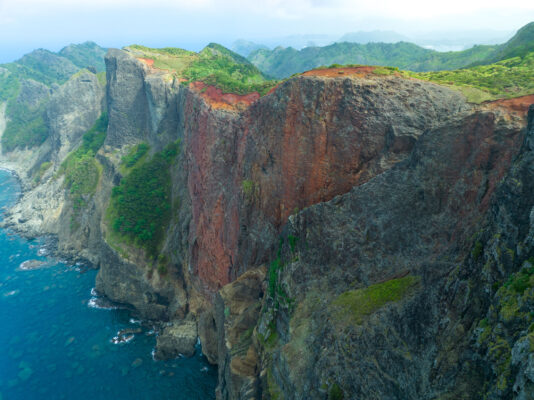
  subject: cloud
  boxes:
[1,0,533,21]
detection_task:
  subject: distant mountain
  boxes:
[231,40,269,57]
[479,22,534,64]
[248,41,497,79]
[338,30,410,44]
[59,41,107,72]
[248,22,533,79]
[0,42,107,152]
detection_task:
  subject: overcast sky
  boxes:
[1,0,533,62]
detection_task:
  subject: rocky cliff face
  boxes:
[2,48,534,400]
[0,70,105,237]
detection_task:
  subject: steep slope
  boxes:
[248,107,529,399]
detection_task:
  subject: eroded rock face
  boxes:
[47,71,105,163]
[184,73,468,292]
[251,107,532,399]
[0,70,105,239]
[155,320,198,359]
[215,267,266,400]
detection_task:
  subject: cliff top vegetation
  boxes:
[125,43,278,96]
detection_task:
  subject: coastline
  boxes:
[0,165,95,269]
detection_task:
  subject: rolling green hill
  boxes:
[248,22,534,79]
[405,52,534,103]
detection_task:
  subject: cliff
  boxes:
[2,46,534,400]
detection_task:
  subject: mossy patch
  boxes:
[332,275,420,324]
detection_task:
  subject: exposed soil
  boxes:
[137,58,154,67]
[190,81,260,111]
[483,94,534,114]
[302,66,377,78]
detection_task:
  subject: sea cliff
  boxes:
[1,47,534,399]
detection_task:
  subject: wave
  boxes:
[87,288,123,310]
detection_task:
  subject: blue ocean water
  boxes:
[0,169,217,400]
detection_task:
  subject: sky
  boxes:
[0,0,533,62]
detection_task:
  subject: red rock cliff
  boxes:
[181,72,469,292]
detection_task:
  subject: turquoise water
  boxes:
[0,170,217,399]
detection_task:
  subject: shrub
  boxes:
[2,101,48,153]
[58,113,108,209]
[328,384,344,400]
[107,141,180,257]
[121,143,150,168]
[472,241,483,261]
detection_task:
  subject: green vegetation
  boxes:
[248,41,498,79]
[269,256,284,298]
[266,237,296,312]
[34,161,52,183]
[58,41,107,73]
[503,262,534,295]
[2,101,48,153]
[247,22,534,80]
[333,276,420,324]
[0,71,20,102]
[372,66,399,76]
[406,53,534,102]
[472,241,484,261]
[266,367,284,400]
[96,72,106,86]
[126,43,278,96]
[121,142,150,169]
[481,22,534,64]
[328,383,344,400]
[0,42,107,153]
[241,179,259,200]
[476,257,534,395]
[58,113,108,210]
[107,141,180,257]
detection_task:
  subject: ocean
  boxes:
[0,169,217,399]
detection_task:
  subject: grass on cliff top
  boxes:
[126,43,278,96]
[309,52,534,104]
[58,113,108,209]
[106,141,179,258]
[332,275,420,325]
[404,52,534,103]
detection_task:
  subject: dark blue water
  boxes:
[0,169,217,399]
